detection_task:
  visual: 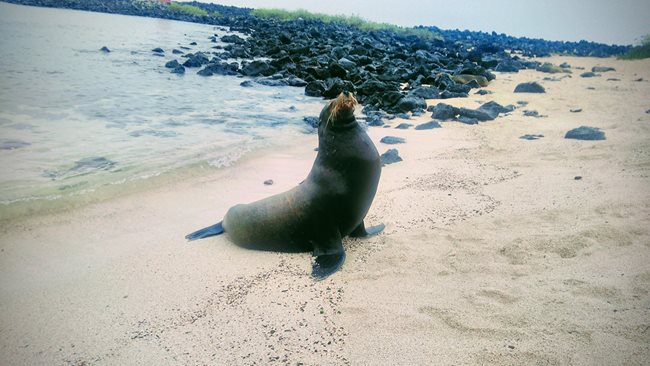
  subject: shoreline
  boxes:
[1,55,649,364]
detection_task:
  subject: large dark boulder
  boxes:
[478,101,514,117]
[337,57,357,71]
[458,107,495,121]
[356,80,391,96]
[457,116,479,125]
[380,91,405,110]
[303,116,319,129]
[182,52,210,68]
[380,149,403,165]
[197,62,239,76]
[228,46,250,58]
[495,59,523,72]
[305,80,326,97]
[322,78,355,99]
[440,90,468,99]
[380,136,406,144]
[171,65,185,74]
[241,60,276,77]
[514,82,545,93]
[286,76,308,87]
[415,121,441,130]
[221,34,245,44]
[429,103,459,121]
[565,126,606,140]
[165,60,180,69]
[252,77,288,86]
[409,86,440,99]
[327,62,348,78]
[395,96,427,113]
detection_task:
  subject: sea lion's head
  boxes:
[318,92,358,134]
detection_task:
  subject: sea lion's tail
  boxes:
[185,221,224,241]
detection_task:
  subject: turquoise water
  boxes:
[0,2,323,219]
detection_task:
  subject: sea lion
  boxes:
[450,74,489,87]
[186,92,384,279]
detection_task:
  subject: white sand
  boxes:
[1,56,649,365]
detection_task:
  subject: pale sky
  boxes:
[184,0,650,45]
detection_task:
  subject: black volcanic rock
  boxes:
[165,60,180,68]
[565,126,606,140]
[520,134,544,140]
[241,60,275,77]
[322,78,355,99]
[305,80,326,97]
[514,82,545,93]
[380,136,406,144]
[198,62,239,76]
[286,76,308,87]
[395,96,427,113]
[409,86,440,99]
[171,65,185,74]
[380,149,403,165]
[182,52,210,68]
[6,0,631,121]
[395,123,413,129]
[303,116,319,129]
[221,34,245,44]
[429,103,458,120]
[367,116,385,126]
[457,116,479,125]
[440,90,468,99]
[415,121,441,130]
[479,101,514,115]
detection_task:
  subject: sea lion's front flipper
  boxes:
[349,221,385,238]
[312,251,346,280]
[311,231,345,280]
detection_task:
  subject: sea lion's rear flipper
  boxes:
[349,221,385,238]
[185,221,224,241]
[311,231,345,280]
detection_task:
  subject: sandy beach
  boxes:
[1,55,649,365]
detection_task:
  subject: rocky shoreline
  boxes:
[1,0,632,117]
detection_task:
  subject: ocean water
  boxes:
[0,2,324,220]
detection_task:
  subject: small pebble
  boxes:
[574,176,582,180]
[264,179,274,185]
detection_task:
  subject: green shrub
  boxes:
[251,8,442,41]
[168,3,212,17]
[619,35,650,60]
